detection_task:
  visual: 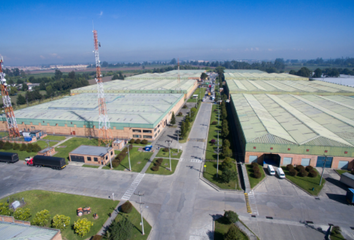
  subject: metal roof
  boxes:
[70,145,112,156]
[226,79,354,95]
[0,222,59,240]
[71,79,196,95]
[125,70,204,80]
[10,93,183,129]
[231,93,354,148]
[224,72,308,81]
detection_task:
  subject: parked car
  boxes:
[276,167,285,179]
[267,165,276,176]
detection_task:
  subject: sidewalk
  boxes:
[52,136,73,148]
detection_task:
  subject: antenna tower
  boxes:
[93,30,111,145]
[0,57,20,138]
[177,58,180,84]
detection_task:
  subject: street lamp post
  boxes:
[127,144,131,171]
[319,155,328,186]
[166,140,172,171]
[135,191,145,235]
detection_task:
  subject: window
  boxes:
[158,129,160,133]
[133,134,141,138]
[87,157,92,161]
[132,129,141,133]
[154,133,157,137]
[106,155,108,160]
[282,157,292,166]
[111,151,113,155]
[249,156,257,163]
[143,130,152,133]
[143,135,152,139]
[94,157,98,162]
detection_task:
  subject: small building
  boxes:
[22,130,44,140]
[112,139,125,150]
[38,147,55,156]
[69,145,114,165]
[0,215,62,240]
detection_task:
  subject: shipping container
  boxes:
[340,173,354,188]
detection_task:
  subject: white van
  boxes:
[267,165,275,176]
[277,168,286,179]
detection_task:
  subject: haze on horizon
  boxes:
[2,0,354,66]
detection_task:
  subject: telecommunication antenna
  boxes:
[0,56,20,138]
[92,30,111,145]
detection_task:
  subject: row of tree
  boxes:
[289,67,354,78]
[0,141,42,152]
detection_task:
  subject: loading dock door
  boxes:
[249,156,258,163]
[282,157,292,166]
[71,155,85,162]
[338,161,349,170]
[301,158,310,166]
[316,156,333,168]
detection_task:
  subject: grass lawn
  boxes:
[115,204,152,240]
[335,169,350,175]
[0,190,118,240]
[282,167,325,195]
[82,164,100,168]
[330,229,346,240]
[37,140,57,149]
[156,148,182,159]
[102,147,153,172]
[0,132,9,137]
[246,164,265,189]
[129,143,152,147]
[203,161,240,190]
[145,158,179,175]
[205,104,222,160]
[187,87,206,102]
[43,135,67,141]
[54,137,99,163]
[214,217,249,240]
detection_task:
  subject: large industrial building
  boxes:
[225,70,354,169]
[1,93,185,140]
[125,70,204,81]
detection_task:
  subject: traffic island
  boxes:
[145,158,179,175]
[203,161,241,190]
[0,190,118,240]
[155,148,183,159]
[102,147,153,172]
[214,216,249,240]
[245,164,265,189]
[281,167,325,195]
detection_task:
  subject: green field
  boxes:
[114,204,152,240]
[0,190,118,240]
[187,87,206,102]
[37,140,57,149]
[203,161,240,190]
[245,164,265,189]
[54,137,99,162]
[214,218,249,240]
[145,158,179,175]
[102,147,153,172]
[43,135,67,141]
[205,104,222,160]
[282,167,324,195]
[156,148,182,159]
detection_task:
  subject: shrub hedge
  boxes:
[309,170,318,178]
[286,164,294,170]
[305,166,313,172]
[298,170,308,177]
[120,201,133,214]
[254,171,261,179]
[289,169,298,176]
[151,166,159,171]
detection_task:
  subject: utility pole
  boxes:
[319,154,328,186]
[134,191,145,235]
[166,140,172,171]
[128,144,131,171]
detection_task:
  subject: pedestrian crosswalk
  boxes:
[121,173,145,200]
[190,159,202,163]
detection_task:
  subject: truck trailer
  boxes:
[340,172,354,188]
[27,155,66,170]
[346,188,354,204]
[0,152,19,163]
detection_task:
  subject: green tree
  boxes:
[20,143,27,151]
[223,139,230,148]
[52,214,70,231]
[54,69,63,80]
[9,86,18,96]
[180,122,186,139]
[201,72,208,80]
[106,217,133,240]
[39,81,46,90]
[17,94,26,105]
[26,143,33,153]
[46,86,53,97]
[170,58,177,65]
[224,224,242,240]
[0,203,13,216]
[13,143,20,150]
[221,157,233,170]
[31,209,51,227]
[222,126,229,138]
[3,141,13,150]
[22,83,28,91]
[74,218,93,237]
[313,68,322,78]
[170,112,176,125]
[14,208,31,221]
[221,169,237,183]
[223,210,239,224]
[190,108,197,119]
[223,145,232,157]
[111,74,119,80]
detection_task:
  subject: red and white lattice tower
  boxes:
[0,56,20,138]
[93,30,111,145]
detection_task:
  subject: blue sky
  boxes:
[2,0,354,65]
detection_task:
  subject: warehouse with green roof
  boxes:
[225,70,354,169]
[0,93,185,140]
